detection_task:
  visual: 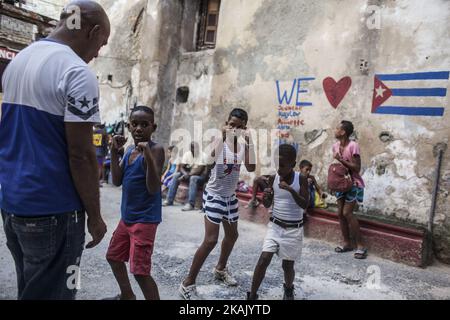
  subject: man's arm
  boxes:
[110,135,127,186]
[179,164,190,177]
[65,122,107,249]
[190,164,206,177]
[200,165,209,180]
[310,175,323,196]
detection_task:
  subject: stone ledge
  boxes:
[172,182,204,208]
[172,187,429,267]
[236,192,429,268]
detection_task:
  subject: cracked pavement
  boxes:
[1,184,450,300]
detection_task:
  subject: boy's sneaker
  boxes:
[213,267,238,286]
[163,199,173,206]
[181,203,195,211]
[246,292,259,300]
[283,284,295,300]
[179,283,199,300]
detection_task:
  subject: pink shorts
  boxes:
[106,220,158,276]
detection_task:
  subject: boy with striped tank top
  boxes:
[247,144,309,300]
[179,108,256,300]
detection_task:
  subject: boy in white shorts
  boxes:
[179,108,256,300]
[247,144,309,300]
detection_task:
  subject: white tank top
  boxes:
[206,142,244,198]
[272,172,304,222]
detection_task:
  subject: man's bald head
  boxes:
[50,0,110,63]
[60,0,110,32]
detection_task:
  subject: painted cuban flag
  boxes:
[371,71,450,116]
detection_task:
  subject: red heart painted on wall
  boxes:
[322,76,352,109]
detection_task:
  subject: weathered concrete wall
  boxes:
[95,0,450,262]
[94,0,186,143]
[145,0,184,145]
[22,0,66,20]
[168,0,450,262]
[172,50,214,141]
[90,0,147,126]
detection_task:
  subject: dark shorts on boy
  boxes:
[97,156,104,166]
[106,220,157,276]
[202,190,239,224]
[335,185,364,203]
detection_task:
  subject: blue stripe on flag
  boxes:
[375,106,444,116]
[391,88,447,97]
[376,71,450,81]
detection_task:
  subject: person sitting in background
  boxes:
[299,160,326,209]
[246,175,271,209]
[93,123,109,185]
[163,142,208,211]
[161,145,178,193]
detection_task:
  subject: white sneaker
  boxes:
[163,199,173,206]
[213,267,238,286]
[179,283,199,300]
[181,203,195,211]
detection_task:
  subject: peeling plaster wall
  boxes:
[22,0,66,20]
[91,0,147,126]
[92,0,188,141]
[96,0,450,262]
[172,50,214,142]
[170,0,450,262]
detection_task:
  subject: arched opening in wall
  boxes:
[176,86,189,103]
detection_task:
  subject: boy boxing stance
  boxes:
[105,106,165,300]
[248,144,309,300]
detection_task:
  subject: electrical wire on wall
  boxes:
[98,79,132,90]
[94,55,140,63]
[98,79,133,123]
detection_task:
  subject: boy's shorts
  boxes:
[97,156,104,166]
[106,220,157,276]
[262,221,303,261]
[202,190,239,224]
[335,186,364,203]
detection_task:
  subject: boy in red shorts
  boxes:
[105,106,165,300]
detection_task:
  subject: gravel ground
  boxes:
[1,184,450,300]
